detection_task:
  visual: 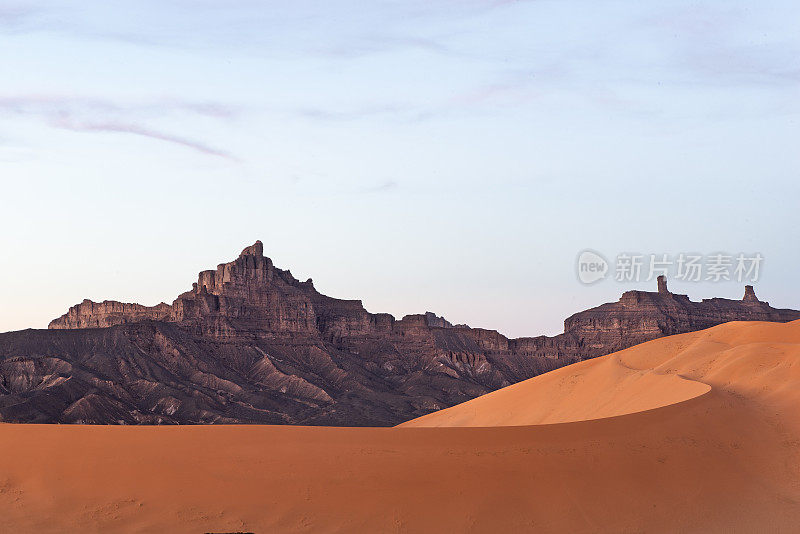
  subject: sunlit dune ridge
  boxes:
[401,319,800,427]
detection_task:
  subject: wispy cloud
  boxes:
[0,4,35,27]
[0,95,238,159]
[362,180,398,193]
[315,34,452,59]
[53,118,237,160]
[637,4,800,87]
[293,104,412,122]
[0,95,237,119]
[0,1,492,60]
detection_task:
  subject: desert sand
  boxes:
[1,320,799,532]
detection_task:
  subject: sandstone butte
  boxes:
[1,240,797,425]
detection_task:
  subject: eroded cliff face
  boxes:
[2,245,796,426]
[562,278,800,356]
[50,300,173,329]
[50,241,318,336]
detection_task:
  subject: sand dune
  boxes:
[404,319,800,428]
[400,352,711,427]
[1,320,799,532]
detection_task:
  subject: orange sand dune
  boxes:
[400,351,712,427]
[1,320,800,532]
[404,319,800,428]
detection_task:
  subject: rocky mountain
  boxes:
[1,241,797,426]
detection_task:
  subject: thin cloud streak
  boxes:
[362,180,398,193]
[0,1,492,61]
[0,4,36,27]
[293,104,412,122]
[0,95,238,119]
[0,95,238,160]
[53,118,238,160]
[637,4,800,87]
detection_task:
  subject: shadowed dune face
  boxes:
[0,320,799,533]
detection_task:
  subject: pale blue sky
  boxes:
[1,0,799,336]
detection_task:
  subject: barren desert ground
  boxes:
[1,320,799,533]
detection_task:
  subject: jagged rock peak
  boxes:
[743,285,759,302]
[424,312,453,328]
[657,275,669,294]
[240,240,264,258]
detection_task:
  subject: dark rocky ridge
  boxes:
[1,242,797,425]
